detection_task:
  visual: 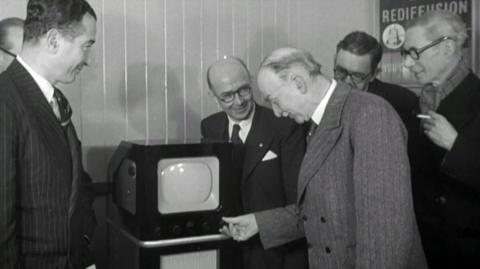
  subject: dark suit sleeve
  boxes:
[351,101,417,268]
[442,111,480,191]
[279,123,306,203]
[0,105,17,268]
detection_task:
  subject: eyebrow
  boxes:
[222,83,250,95]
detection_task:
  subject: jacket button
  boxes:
[320,216,326,223]
[325,247,331,253]
[302,215,308,221]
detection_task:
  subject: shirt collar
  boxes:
[311,79,337,125]
[228,103,255,143]
[16,55,55,103]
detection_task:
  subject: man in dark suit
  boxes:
[333,31,421,173]
[0,1,97,268]
[222,47,427,268]
[201,57,308,269]
[402,10,480,268]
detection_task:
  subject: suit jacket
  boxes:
[413,72,480,268]
[368,78,422,174]
[255,83,428,269]
[201,104,308,269]
[0,60,96,269]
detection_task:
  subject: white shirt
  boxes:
[16,55,55,103]
[310,79,337,125]
[227,104,255,143]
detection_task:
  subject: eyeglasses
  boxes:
[216,86,252,103]
[401,36,453,60]
[0,46,16,57]
[334,65,371,84]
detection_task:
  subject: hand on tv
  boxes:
[219,214,258,241]
[422,111,458,150]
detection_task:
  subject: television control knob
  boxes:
[202,221,211,231]
[127,165,136,177]
[153,226,162,236]
[186,221,195,232]
[172,225,182,235]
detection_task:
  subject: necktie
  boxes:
[50,89,72,127]
[231,124,242,144]
[230,123,244,211]
[306,120,317,144]
[419,84,443,114]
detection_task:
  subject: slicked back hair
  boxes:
[261,48,322,81]
[24,0,96,42]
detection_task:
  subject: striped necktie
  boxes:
[51,89,72,127]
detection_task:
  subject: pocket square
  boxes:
[262,150,278,161]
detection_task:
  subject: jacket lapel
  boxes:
[297,83,350,202]
[6,60,70,155]
[437,73,476,131]
[242,106,272,182]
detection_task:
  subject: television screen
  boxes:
[157,157,219,214]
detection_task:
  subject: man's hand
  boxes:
[422,111,458,150]
[219,214,258,242]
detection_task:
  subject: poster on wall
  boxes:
[378,0,473,88]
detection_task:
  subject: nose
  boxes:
[402,54,415,69]
[83,50,92,67]
[343,74,355,87]
[232,92,245,105]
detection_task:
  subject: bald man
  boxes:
[201,57,308,269]
[0,17,23,72]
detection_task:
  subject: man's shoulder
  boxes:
[370,79,417,100]
[346,86,399,116]
[254,104,297,130]
[201,111,227,125]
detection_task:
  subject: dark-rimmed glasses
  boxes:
[0,46,16,58]
[216,85,252,103]
[401,36,453,60]
[334,65,371,84]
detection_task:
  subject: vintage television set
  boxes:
[107,140,240,269]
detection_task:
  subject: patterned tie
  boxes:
[306,120,317,144]
[51,88,72,127]
[419,84,443,113]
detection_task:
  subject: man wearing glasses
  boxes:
[334,31,421,173]
[0,17,23,72]
[402,10,480,268]
[201,57,308,269]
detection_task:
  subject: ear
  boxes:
[291,74,307,94]
[45,29,60,53]
[370,67,381,82]
[442,39,456,56]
